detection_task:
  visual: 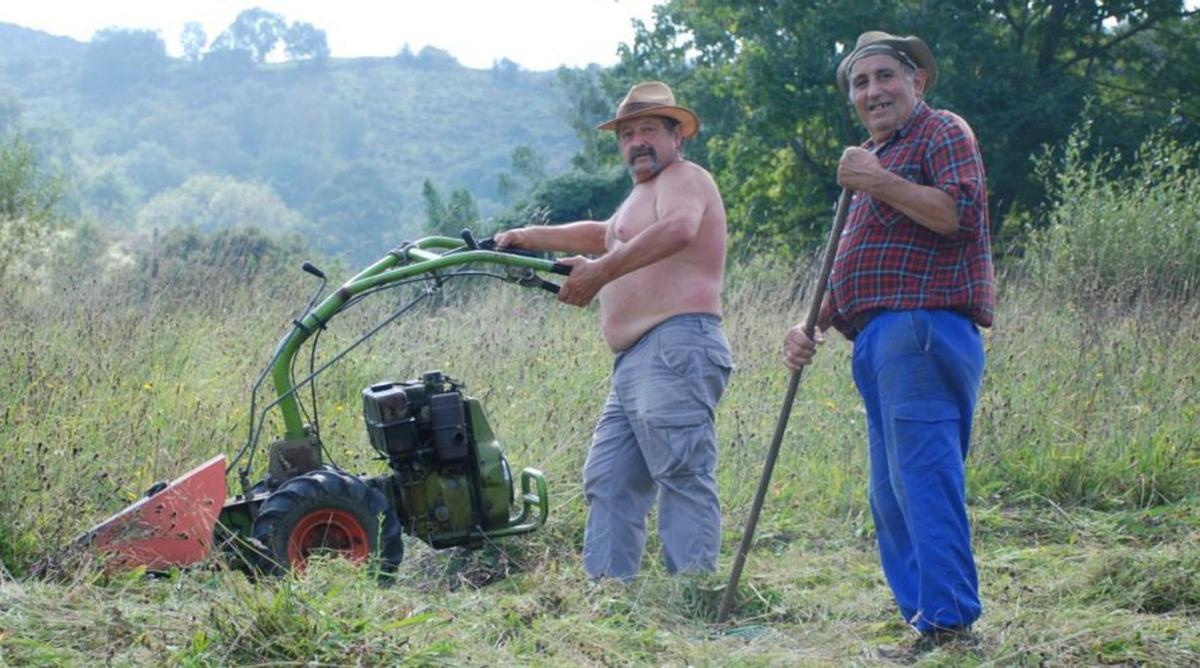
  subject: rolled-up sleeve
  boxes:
[924,115,986,240]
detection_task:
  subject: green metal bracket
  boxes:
[483,467,549,538]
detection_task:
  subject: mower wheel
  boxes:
[251,469,403,574]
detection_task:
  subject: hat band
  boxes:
[617,100,669,117]
[846,44,918,78]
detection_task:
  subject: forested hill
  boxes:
[0,21,579,261]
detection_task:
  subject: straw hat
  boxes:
[837,31,938,94]
[597,81,700,139]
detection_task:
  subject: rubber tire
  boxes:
[251,469,403,575]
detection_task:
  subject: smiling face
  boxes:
[848,53,927,143]
[616,116,682,182]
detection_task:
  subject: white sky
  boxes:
[0,0,663,71]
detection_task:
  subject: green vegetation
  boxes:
[1026,120,1200,304]
[0,135,62,278]
[0,15,578,263]
[2,136,1198,664]
[1,2,1198,663]
[571,0,1200,252]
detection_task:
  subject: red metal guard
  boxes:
[86,455,227,571]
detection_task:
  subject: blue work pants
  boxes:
[851,309,984,632]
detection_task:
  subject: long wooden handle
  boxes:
[717,188,853,624]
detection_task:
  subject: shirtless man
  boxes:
[494,81,733,579]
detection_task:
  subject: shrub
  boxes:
[1025,118,1200,304]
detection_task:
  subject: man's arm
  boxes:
[593,164,708,280]
[556,165,709,306]
[838,147,958,236]
[493,220,608,255]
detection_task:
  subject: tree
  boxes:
[395,43,416,65]
[555,65,622,173]
[284,21,330,63]
[493,165,629,231]
[211,8,287,64]
[200,45,254,76]
[497,145,546,202]
[0,137,62,277]
[79,28,169,96]
[136,175,307,234]
[422,180,479,236]
[306,166,403,260]
[415,46,459,69]
[180,22,207,63]
[421,179,446,230]
[603,0,1194,255]
[491,57,521,82]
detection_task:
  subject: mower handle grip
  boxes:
[478,236,574,278]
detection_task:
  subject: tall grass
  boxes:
[1026,119,1200,303]
[2,242,1195,573]
[1,136,1198,662]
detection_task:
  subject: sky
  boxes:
[0,0,662,71]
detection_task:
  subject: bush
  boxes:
[1025,119,1200,304]
[143,226,311,294]
[0,136,63,278]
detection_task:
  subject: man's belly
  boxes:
[599,268,722,352]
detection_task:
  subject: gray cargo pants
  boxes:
[582,313,733,580]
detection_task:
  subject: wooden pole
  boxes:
[717,187,854,624]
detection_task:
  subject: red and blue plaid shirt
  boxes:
[829,101,995,338]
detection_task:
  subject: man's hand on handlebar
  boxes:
[555,256,606,308]
[492,228,527,250]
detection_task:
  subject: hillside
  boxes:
[0,22,581,260]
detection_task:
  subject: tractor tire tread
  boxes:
[251,469,403,575]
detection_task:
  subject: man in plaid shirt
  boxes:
[784,31,995,651]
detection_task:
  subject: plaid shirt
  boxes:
[828,101,995,338]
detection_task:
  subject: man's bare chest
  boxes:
[611,187,659,244]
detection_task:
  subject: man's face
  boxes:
[616,116,681,182]
[848,53,926,143]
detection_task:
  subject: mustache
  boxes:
[627,146,657,164]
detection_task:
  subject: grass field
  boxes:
[1,248,1197,666]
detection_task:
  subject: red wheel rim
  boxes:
[287,509,370,568]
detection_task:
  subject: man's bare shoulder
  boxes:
[657,159,719,192]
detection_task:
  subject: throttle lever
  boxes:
[479,236,540,258]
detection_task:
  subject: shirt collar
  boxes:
[864,100,930,149]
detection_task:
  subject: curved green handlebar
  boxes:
[269,237,562,439]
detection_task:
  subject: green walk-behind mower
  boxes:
[73,232,569,575]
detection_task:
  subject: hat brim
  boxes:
[597,105,700,139]
[837,35,937,95]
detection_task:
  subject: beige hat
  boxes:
[837,31,938,95]
[597,81,700,139]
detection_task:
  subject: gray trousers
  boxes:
[582,313,733,579]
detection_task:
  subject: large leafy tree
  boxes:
[136,175,307,234]
[79,28,170,96]
[211,8,287,64]
[284,22,330,63]
[595,0,1194,254]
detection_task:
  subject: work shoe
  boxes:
[877,626,978,663]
